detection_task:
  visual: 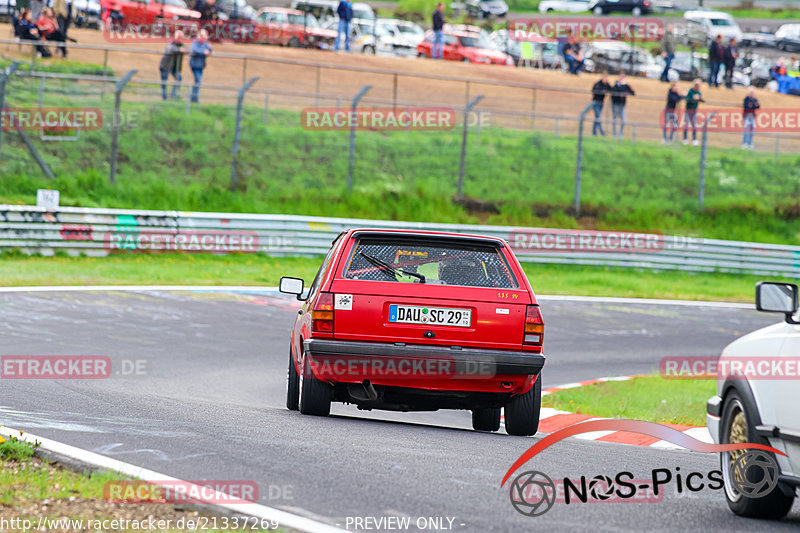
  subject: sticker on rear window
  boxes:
[335,294,353,310]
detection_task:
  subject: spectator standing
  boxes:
[683,78,705,146]
[189,29,212,104]
[564,35,584,75]
[160,30,185,101]
[742,87,759,149]
[334,0,352,52]
[662,80,682,144]
[591,73,611,136]
[36,8,67,58]
[708,34,723,87]
[432,3,445,59]
[723,38,738,89]
[660,24,676,82]
[611,73,635,139]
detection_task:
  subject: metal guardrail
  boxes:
[2,204,799,278]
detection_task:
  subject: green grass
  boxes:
[542,374,717,426]
[0,252,791,302]
[0,434,39,461]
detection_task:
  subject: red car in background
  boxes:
[255,7,336,48]
[417,30,513,65]
[279,229,545,436]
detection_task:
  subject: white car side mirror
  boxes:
[756,281,799,323]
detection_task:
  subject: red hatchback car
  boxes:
[279,229,545,436]
[416,30,512,65]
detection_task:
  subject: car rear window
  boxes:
[342,236,519,288]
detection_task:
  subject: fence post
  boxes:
[698,112,716,210]
[18,131,54,180]
[347,85,371,191]
[531,87,537,130]
[109,70,137,185]
[38,77,45,108]
[263,91,270,124]
[0,62,20,155]
[573,102,594,217]
[242,57,248,86]
[229,76,259,191]
[101,49,109,99]
[457,95,484,200]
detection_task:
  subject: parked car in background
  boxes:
[684,10,743,47]
[707,281,800,519]
[584,43,666,78]
[214,0,257,21]
[256,7,335,48]
[0,0,14,22]
[291,0,374,25]
[668,50,749,86]
[102,0,200,30]
[745,56,773,87]
[538,0,590,13]
[465,0,508,18]
[280,229,545,436]
[588,0,652,16]
[418,30,513,65]
[775,24,800,52]
[741,27,776,48]
[322,18,414,56]
[72,0,102,28]
[489,29,520,65]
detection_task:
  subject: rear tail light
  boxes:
[312,292,334,333]
[523,305,544,346]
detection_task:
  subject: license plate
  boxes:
[388,304,471,327]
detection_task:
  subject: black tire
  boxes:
[288,36,301,48]
[298,353,332,416]
[472,408,501,432]
[362,45,375,55]
[504,375,542,436]
[418,52,426,58]
[286,345,299,411]
[720,391,795,519]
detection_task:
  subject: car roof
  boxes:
[259,7,304,15]
[684,10,734,19]
[346,229,508,247]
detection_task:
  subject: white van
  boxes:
[683,10,743,48]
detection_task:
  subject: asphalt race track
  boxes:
[1,289,798,531]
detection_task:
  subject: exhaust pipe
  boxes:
[362,379,378,401]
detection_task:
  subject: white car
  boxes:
[322,18,415,56]
[378,18,425,49]
[538,0,590,13]
[707,281,800,519]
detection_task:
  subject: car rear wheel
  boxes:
[298,351,332,416]
[362,45,375,55]
[472,408,501,432]
[504,375,541,436]
[289,36,301,48]
[418,52,426,58]
[286,345,299,411]
[720,391,794,519]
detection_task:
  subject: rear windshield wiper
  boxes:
[360,252,426,283]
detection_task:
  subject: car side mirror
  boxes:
[756,281,799,324]
[279,276,306,300]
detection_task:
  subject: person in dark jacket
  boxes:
[189,30,212,103]
[663,80,682,143]
[17,9,51,58]
[742,87,759,149]
[193,0,220,21]
[564,35,584,75]
[660,24,676,82]
[432,3,445,59]
[160,30,184,100]
[708,34,723,87]
[610,73,635,139]
[683,78,705,145]
[591,73,611,136]
[334,0,353,51]
[723,38,738,89]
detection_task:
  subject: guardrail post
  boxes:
[0,62,21,155]
[457,95,484,200]
[698,112,716,210]
[574,102,594,217]
[230,76,259,191]
[110,69,137,185]
[263,91,270,124]
[347,85,371,191]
